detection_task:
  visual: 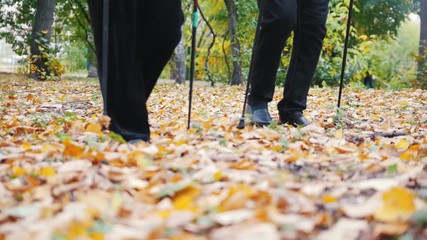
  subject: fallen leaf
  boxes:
[395,139,410,150]
[374,222,408,236]
[374,187,416,222]
[38,166,56,177]
[317,218,369,240]
[211,209,254,225]
[210,223,280,240]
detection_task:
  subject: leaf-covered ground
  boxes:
[0,73,426,240]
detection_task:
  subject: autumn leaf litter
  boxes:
[0,75,426,240]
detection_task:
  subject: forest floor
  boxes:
[0,73,426,240]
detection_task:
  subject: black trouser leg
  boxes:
[142,1,184,99]
[278,0,329,116]
[248,0,297,104]
[88,0,183,141]
[248,0,328,114]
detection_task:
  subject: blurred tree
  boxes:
[172,38,186,84]
[0,0,37,56]
[29,0,55,79]
[353,0,418,36]
[0,0,94,78]
[224,0,242,85]
[417,0,427,89]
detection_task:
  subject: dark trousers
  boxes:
[88,0,183,141]
[248,0,329,116]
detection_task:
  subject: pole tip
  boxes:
[237,119,245,130]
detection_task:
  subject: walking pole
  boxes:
[188,0,199,129]
[337,0,354,108]
[236,68,252,129]
[237,11,263,130]
[102,0,110,114]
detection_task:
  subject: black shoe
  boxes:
[280,113,310,127]
[247,102,272,126]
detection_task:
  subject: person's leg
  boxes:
[278,0,329,122]
[88,0,150,141]
[87,0,104,109]
[248,0,297,105]
[141,0,184,100]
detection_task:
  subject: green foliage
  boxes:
[353,0,418,36]
[181,0,257,83]
[192,0,421,89]
[364,20,419,89]
[315,1,361,86]
[0,0,37,55]
[0,0,422,88]
[60,40,88,73]
[0,0,93,77]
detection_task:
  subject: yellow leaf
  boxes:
[176,138,187,146]
[20,142,32,150]
[67,221,87,239]
[12,166,26,177]
[322,194,338,203]
[221,184,255,211]
[202,121,213,129]
[400,145,419,161]
[395,139,410,150]
[58,95,66,101]
[374,187,416,222]
[173,187,200,211]
[88,232,105,240]
[41,144,57,154]
[85,123,102,134]
[214,171,222,181]
[157,210,171,218]
[285,149,305,163]
[335,129,344,139]
[111,193,123,213]
[38,166,56,177]
[173,195,194,211]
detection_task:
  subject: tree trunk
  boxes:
[88,64,98,78]
[175,38,186,84]
[170,53,177,80]
[224,0,243,86]
[87,47,98,78]
[170,38,186,84]
[30,0,55,80]
[417,0,427,89]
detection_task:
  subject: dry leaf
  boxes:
[374,187,416,222]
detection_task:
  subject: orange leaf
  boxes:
[63,140,85,157]
[85,123,102,134]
